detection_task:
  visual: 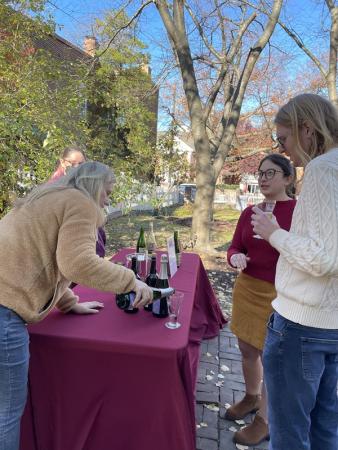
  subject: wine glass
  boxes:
[253,201,276,239]
[165,291,184,329]
[136,251,149,281]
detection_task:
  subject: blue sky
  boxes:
[41,1,332,129]
[45,0,330,78]
[45,1,165,73]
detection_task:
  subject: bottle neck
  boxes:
[149,258,157,274]
[159,259,168,280]
[152,287,174,300]
[131,258,138,274]
[174,232,180,253]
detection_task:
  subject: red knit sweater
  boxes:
[227,200,297,284]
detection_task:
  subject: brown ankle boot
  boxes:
[225,393,261,421]
[233,413,269,446]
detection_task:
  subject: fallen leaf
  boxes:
[200,422,208,427]
[217,374,225,379]
[206,352,212,357]
[221,365,230,372]
[229,426,237,432]
[235,445,249,450]
[204,404,219,412]
[206,375,213,381]
[235,419,245,425]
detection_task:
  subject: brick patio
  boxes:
[196,324,269,450]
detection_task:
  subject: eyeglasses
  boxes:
[275,135,287,150]
[255,169,284,180]
[64,159,84,167]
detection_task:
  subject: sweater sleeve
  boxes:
[56,288,78,313]
[227,208,249,266]
[56,194,136,293]
[269,161,338,277]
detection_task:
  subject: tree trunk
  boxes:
[191,130,215,247]
[155,0,282,246]
[328,6,338,107]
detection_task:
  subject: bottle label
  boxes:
[152,299,160,314]
[136,252,146,261]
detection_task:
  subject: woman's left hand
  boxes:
[70,301,104,314]
[251,206,280,241]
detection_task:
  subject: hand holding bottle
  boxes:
[133,279,153,308]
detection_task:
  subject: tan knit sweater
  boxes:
[0,188,136,323]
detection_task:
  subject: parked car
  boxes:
[178,183,196,203]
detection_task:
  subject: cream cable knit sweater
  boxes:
[269,148,338,329]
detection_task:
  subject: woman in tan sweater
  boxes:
[0,161,152,450]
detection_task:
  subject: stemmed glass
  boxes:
[253,201,276,239]
[165,291,184,329]
[136,252,150,281]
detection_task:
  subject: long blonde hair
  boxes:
[275,94,338,165]
[15,161,115,224]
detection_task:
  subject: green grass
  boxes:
[104,204,240,261]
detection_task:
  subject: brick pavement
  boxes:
[195,324,269,450]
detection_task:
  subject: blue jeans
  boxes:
[0,305,29,450]
[263,311,338,450]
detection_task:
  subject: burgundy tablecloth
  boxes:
[20,250,226,450]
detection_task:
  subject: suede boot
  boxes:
[225,393,261,421]
[233,413,269,446]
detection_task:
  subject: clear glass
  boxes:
[165,291,184,329]
[253,201,276,239]
[126,252,150,281]
[136,251,149,281]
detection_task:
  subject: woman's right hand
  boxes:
[133,279,153,308]
[230,253,250,270]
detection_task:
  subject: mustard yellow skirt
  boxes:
[230,272,276,351]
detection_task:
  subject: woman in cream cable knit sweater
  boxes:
[0,161,152,450]
[252,94,338,450]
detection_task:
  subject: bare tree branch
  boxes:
[95,0,153,59]
[184,2,222,60]
[278,21,327,79]
[213,0,283,176]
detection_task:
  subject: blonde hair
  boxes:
[275,94,338,165]
[15,161,115,224]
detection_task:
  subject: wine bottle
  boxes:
[152,254,169,318]
[131,256,140,279]
[147,222,157,254]
[116,287,175,312]
[144,255,157,312]
[136,226,146,254]
[116,291,138,314]
[124,256,140,313]
[174,230,181,267]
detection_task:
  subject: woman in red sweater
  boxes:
[226,153,296,446]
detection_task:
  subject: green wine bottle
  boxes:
[174,230,181,267]
[136,226,146,254]
[147,222,157,254]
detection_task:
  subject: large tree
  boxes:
[0,1,89,214]
[86,10,158,180]
[0,2,159,215]
[150,0,282,247]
